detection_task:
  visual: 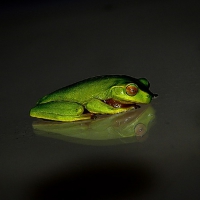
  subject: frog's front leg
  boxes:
[85,99,135,114]
[30,101,92,122]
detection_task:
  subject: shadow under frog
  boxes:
[32,105,156,146]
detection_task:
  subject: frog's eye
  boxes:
[126,84,138,96]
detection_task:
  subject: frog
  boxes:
[30,75,157,122]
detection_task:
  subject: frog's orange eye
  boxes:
[126,84,138,96]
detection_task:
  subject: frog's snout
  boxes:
[148,93,158,99]
[147,94,152,99]
[147,93,158,101]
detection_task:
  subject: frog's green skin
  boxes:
[30,75,157,122]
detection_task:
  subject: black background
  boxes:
[1,1,200,199]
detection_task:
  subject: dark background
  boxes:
[1,1,200,199]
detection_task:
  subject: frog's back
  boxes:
[37,75,135,104]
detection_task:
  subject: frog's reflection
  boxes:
[32,105,156,145]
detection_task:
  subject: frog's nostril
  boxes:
[147,94,151,98]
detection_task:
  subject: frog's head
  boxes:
[110,78,158,104]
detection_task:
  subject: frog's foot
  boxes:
[103,98,140,109]
[91,113,97,120]
[83,109,97,120]
[134,104,141,109]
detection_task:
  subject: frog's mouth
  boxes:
[103,98,140,109]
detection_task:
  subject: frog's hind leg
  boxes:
[30,101,92,122]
